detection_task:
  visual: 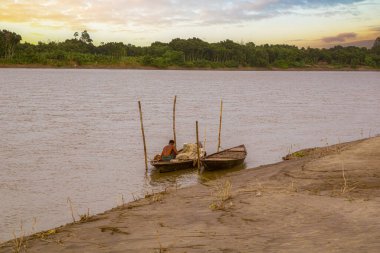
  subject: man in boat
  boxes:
[161,140,178,161]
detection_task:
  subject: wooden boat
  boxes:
[202,145,247,171]
[150,159,195,173]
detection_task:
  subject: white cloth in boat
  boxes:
[171,143,205,162]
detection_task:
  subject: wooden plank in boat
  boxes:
[228,147,246,152]
[203,158,235,161]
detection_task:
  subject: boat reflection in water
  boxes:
[199,163,247,183]
[149,162,247,188]
[148,167,198,188]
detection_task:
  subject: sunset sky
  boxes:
[1,0,379,48]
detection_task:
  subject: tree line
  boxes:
[1,29,380,69]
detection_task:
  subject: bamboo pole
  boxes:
[138,101,148,171]
[173,95,177,147]
[217,100,223,152]
[196,121,201,171]
[203,127,207,151]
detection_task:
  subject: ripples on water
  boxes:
[0,69,379,241]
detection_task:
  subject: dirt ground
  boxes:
[1,137,380,253]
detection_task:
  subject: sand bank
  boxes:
[1,137,379,252]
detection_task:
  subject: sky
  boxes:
[0,0,379,48]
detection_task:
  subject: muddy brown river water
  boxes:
[1,69,379,242]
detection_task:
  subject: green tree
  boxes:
[80,30,93,44]
[372,37,380,55]
[0,29,22,59]
[162,50,185,66]
[97,42,127,60]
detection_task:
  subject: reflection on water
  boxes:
[1,69,379,242]
[149,163,246,187]
[147,163,246,202]
[199,163,247,182]
[149,167,197,187]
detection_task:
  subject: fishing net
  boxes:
[174,143,205,161]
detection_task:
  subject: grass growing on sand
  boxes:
[145,190,166,203]
[340,162,358,195]
[11,232,26,253]
[79,208,91,222]
[209,180,232,210]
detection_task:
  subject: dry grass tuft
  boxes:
[209,180,232,210]
[340,162,358,195]
[145,189,167,203]
[151,192,164,202]
[34,229,63,245]
[35,229,57,240]
[67,197,76,223]
[329,162,359,197]
[12,233,26,253]
[79,208,91,222]
[11,222,27,253]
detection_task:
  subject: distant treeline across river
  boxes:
[1,29,380,69]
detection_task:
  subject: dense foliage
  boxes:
[1,29,380,69]
[0,30,22,59]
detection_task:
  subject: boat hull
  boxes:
[150,160,195,173]
[203,157,246,171]
[201,145,247,171]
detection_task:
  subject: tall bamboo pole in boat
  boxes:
[138,101,148,171]
[217,99,223,152]
[173,95,177,148]
[196,121,201,171]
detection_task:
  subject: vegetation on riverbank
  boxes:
[1,29,380,70]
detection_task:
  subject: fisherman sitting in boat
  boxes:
[161,140,178,161]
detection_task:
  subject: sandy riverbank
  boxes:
[1,137,380,252]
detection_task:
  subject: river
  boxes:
[1,69,379,242]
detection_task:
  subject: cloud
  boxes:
[321,32,358,43]
[287,39,310,42]
[0,0,367,31]
[369,25,380,32]
[338,39,375,48]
